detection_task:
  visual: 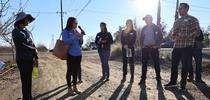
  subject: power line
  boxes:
[162,0,210,14]
[82,9,141,16]
[76,0,92,17]
[163,0,210,10]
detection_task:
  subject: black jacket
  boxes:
[12,28,38,61]
[95,32,113,51]
[194,29,204,48]
[121,30,136,48]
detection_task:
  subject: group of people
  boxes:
[95,2,205,93]
[12,2,205,100]
[95,14,163,85]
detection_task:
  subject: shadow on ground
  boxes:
[33,84,67,100]
[57,80,107,100]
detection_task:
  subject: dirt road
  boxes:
[0,50,210,100]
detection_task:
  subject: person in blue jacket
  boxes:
[12,12,38,100]
[62,17,83,95]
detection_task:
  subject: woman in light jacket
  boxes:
[62,17,83,95]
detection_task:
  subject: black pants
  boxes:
[66,55,82,87]
[77,64,82,81]
[17,59,33,100]
[188,48,202,80]
[122,48,135,78]
[141,48,161,79]
[170,48,193,88]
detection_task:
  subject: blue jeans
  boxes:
[98,50,110,78]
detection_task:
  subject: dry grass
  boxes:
[110,42,122,60]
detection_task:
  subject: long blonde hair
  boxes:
[124,19,134,33]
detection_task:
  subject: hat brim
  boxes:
[15,14,35,25]
[26,14,35,23]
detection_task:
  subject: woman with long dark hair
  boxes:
[62,17,83,95]
[12,12,38,100]
[120,19,136,83]
[95,22,113,81]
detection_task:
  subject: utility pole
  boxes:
[60,0,64,31]
[157,0,161,27]
[175,0,179,21]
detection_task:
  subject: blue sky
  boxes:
[5,0,210,48]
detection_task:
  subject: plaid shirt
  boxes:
[171,15,201,48]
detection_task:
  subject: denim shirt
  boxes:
[140,24,163,48]
[61,29,82,56]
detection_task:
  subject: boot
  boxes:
[121,75,126,82]
[68,87,75,96]
[73,85,81,94]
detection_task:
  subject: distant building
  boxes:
[88,42,97,50]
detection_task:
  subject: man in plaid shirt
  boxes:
[164,3,201,91]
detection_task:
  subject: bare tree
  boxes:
[0,0,29,62]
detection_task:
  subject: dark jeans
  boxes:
[141,48,161,79]
[98,50,110,78]
[17,59,33,100]
[66,54,81,87]
[122,48,135,78]
[170,48,193,88]
[188,48,202,80]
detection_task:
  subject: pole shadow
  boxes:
[139,82,147,100]
[157,81,166,100]
[108,82,124,100]
[193,82,210,99]
[119,83,133,100]
[33,84,67,100]
[57,80,107,100]
[165,87,185,100]
[40,87,68,100]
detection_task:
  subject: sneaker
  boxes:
[105,78,109,81]
[100,76,105,81]
[77,80,83,84]
[164,82,177,87]
[195,80,205,84]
